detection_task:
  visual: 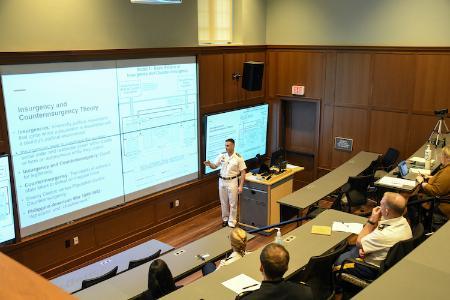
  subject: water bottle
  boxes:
[424,144,432,170]
[274,227,283,245]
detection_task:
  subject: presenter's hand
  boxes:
[204,160,211,167]
[238,186,243,194]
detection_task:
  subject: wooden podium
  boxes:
[239,166,303,230]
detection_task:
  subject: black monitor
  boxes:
[270,149,286,168]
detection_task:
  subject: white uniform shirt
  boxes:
[361,216,412,266]
[214,152,246,178]
[217,251,249,269]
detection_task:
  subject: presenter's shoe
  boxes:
[228,222,236,228]
[222,221,228,227]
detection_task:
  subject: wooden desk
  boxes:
[278,151,380,211]
[51,239,173,293]
[0,253,74,300]
[162,209,366,300]
[74,227,254,299]
[240,166,303,228]
[354,221,450,299]
[375,135,449,192]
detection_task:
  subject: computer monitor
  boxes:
[270,149,286,168]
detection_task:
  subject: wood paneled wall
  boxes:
[266,47,450,172]
[0,45,449,278]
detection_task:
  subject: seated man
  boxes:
[334,192,412,279]
[236,243,313,300]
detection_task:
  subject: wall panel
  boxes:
[223,53,246,103]
[318,104,334,169]
[368,110,409,157]
[371,53,415,111]
[199,54,224,108]
[267,51,324,99]
[335,53,371,107]
[331,106,369,168]
[413,54,450,113]
[407,114,439,156]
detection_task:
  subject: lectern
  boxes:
[239,166,303,230]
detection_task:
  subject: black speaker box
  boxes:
[242,61,264,91]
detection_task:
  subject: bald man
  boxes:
[334,192,412,279]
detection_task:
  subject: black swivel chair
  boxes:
[336,223,425,293]
[296,241,348,300]
[374,147,400,179]
[128,249,162,270]
[338,175,375,215]
[81,266,119,289]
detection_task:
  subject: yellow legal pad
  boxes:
[311,225,332,235]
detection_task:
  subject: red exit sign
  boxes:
[291,85,305,96]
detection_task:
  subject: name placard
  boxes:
[334,137,353,152]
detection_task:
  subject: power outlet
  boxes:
[175,199,180,207]
[73,236,79,245]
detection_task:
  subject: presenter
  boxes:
[204,138,246,228]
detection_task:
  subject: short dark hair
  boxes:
[260,243,289,280]
[148,259,177,298]
[225,138,235,144]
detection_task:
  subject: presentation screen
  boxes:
[1,57,198,237]
[204,104,268,174]
[0,155,15,244]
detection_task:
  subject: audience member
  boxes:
[415,145,450,218]
[139,259,177,299]
[202,227,249,275]
[236,243,313,300]
[334,192,412,279]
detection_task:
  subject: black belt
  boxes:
[219,175,240,180]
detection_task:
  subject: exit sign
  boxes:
[292,85,305,96]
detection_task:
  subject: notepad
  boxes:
[222,274,261,294]
[332,222,364,234]
[378,177,416,188]
[409,157,435,165]
[409,168,431,175]
[311,225,332,235]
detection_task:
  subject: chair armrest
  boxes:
[367,186,377,193]
[341,183,351,193]
[336,258,380,281]
[437,195,450,204]
[407,197,435,207]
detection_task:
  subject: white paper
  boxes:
[409,157,435,165]
[332,222,364,234]
[378,177,417,188]
[222,274,261,294]
[409,168,431,175]
[286,164,298,169]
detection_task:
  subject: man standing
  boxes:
[204,138,246,228]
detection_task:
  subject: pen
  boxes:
[196,254,205,261]
[242,283,258,290]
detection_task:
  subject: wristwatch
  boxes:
[367,220,376,225]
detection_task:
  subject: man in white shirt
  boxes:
[204,138,246,227]
[334,192,412,279]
